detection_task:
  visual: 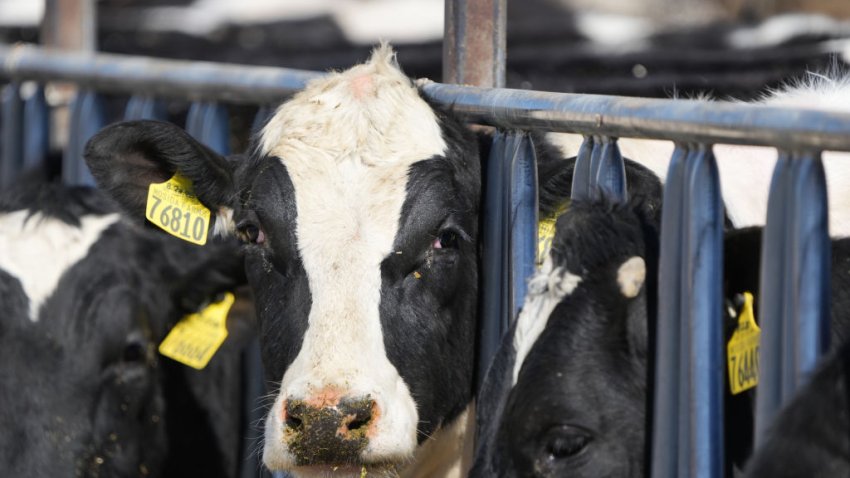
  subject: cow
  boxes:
[0,181,251,477]
[547,74,850,236]
[82,44,668,477]
[744,339,850,477]
[469,184,850,476]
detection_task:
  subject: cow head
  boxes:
[85,45,481,475]
[0,184,249,476]
[471,195,661,478]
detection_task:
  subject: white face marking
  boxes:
[212,207,234,237]
[617,256,646,299]
[0,211,121,321]
[512,255,582,386]
[260,45,448,469]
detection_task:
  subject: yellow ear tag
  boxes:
[727,292,761,395]
[159,292,235,370]
[146,173,211,245]
[537,201,569,266]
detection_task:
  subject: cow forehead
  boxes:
[0,210,120,322]
[259,44,447,168]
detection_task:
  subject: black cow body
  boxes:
[744,340,850,477]
[0,182,250,477]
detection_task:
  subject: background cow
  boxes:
[0,181,251,477]
[471,186,850,476]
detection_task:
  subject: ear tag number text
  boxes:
[146,174,211,245]
[727,291,761,395]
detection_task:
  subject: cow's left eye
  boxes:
[544,426,592,461]
[433,230,459,250]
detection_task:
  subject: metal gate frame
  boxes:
[1,1,846,476]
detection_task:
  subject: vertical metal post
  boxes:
[41,0,96,52]
[652,144,724,478]
[443,0,506,88]
[754,151,830,447]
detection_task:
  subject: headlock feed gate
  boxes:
[0,1,847,476]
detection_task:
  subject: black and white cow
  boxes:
[85,45,484,477]
[83,44,667,477]
[0,182,251,477]
[471,187,850,476]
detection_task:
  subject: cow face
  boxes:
[0,185,247,477]
[85,45,481,475]
[471,199,659,478]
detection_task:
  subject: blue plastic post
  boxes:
[506,131,539,320]
[571,135,594,200]
[595,137,627,203]
[64,90,106,186]
[652,144,724,478]
[754,151,830,447]
[22,84,50,175]
[124,95,167,121]
[1,81,23,189]
[186,101,230,155]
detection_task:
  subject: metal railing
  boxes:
[0,6,843,476]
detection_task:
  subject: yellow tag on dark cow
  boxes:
[537,201,569,266]
[146,174,211,245]
[727,292,761,395]
[159,292,235,370]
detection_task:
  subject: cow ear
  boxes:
[84,120,236,220]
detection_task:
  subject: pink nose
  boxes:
[283,395,378,465]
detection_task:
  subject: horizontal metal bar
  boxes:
[420,83,850,151]
[0,44,323,104]
[5,44,850,150]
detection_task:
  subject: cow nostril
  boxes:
[285,414,303,431]
[347,417,368,432]
[284,401,305,431]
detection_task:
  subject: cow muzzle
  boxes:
[283,394,379,465]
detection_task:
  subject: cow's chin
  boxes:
[281,463,404,478]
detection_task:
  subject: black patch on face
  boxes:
[379,109,482,442]
[233,157,311,383]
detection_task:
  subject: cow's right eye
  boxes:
[122,342,147,363]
